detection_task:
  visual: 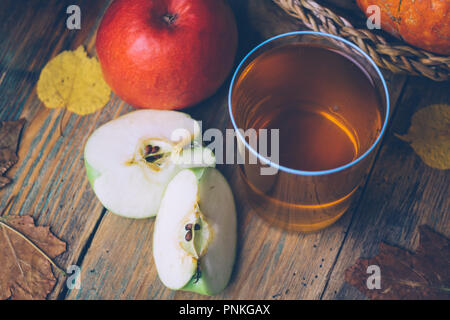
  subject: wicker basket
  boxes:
[273,0,450,81]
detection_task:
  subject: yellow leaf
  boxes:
[396,104,450,170]
[37,46,110,115]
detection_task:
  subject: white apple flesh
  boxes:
[84,110,214,219]
[153,168,237,296]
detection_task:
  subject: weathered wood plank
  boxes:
[321,78,450,299]
[0,0,121,299]
[66,0,408,300]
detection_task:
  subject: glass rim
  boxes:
[228,31,390,176]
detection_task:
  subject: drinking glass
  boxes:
[228,31,390,232]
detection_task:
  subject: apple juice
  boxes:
[230,41,386,231]
[234,43,383,171]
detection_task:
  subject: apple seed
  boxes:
[144,145,152,155]
[144,144,161,157]
[145,154,163,163]
[185,230,193,242]
[151,146,160,153]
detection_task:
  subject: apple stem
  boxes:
[194,264,201,283]
[163,13,178,25]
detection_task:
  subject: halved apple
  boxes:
[153,168,237,296]
[84,110,215,219]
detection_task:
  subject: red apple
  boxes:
[96,0,238,109]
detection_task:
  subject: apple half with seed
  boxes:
[84,110,215,218]
[153,168,237,296]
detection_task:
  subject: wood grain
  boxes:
[65,0,407,300]
[2,0,445,301]
[0,0,119,299]
[321,78,450,299]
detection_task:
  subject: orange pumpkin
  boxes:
[357,0,450,55]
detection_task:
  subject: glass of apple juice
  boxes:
[228,31,390,232]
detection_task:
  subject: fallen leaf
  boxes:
[37,46,111,116]
[396,104,450,170]
[0,119,26,189]
[0,215,66,299]
[345,225,450,299]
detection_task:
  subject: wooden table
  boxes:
[0,0,448,300]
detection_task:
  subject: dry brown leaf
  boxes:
[0,215,66,299]
[0,119,26,189]
[345,225,450,299]
[396,104,450,170]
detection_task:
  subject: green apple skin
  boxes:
[182,275,212,296]
[181,258,235,296]
[83,110,214,219]
[181,170,236,296]
[85,158,101,188]
[84,149,143,218]
[153,168,236,296]
[85,153,214,219]
[84,157,118,215]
